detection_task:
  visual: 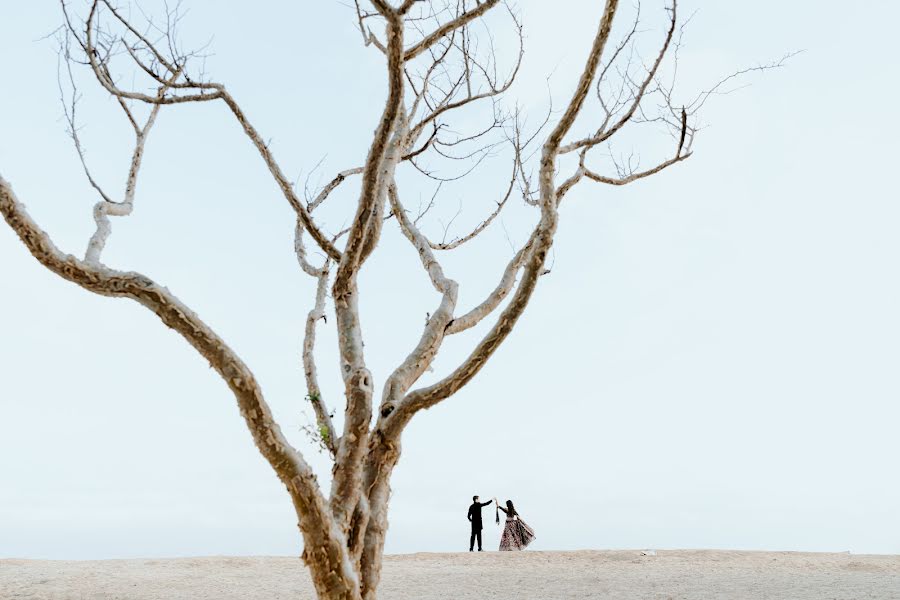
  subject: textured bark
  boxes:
[357,431,401,599]
[333,15,405,300]
[380,183,459,414]
[445,238,535,335]
[558,2,676,156]
[0,176,357,599]
[329,10,405,547]
[295,229,338,456]
[403,0,502,61]
[219,91,343,262]
[388,0,621,432]
[84,102,159,265]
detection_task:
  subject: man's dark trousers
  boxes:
[467,500,492,551]
[470,528,483,552]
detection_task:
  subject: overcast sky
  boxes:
[2,0,899,559]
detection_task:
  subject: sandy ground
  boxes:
[2,550,899,600]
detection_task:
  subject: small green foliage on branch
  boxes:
[301,391,334,453]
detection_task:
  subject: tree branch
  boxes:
[382,0,622,435]
[295,222,338,457]
[379,182,459,416]
[445,236,535,335]
[582,151,691,186]
[559,1,677,155]
[68,0,343,261]
[0,175,328,526]
[329,9,407,538]
[404,0,501,61]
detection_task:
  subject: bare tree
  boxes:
[0,1,787,598]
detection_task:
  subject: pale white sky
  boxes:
[2,0,899,559]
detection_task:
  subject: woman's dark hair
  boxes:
[496,499,518,524]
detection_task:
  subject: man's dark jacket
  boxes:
[467,501,492,531]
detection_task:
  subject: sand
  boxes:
[2,550,899,599]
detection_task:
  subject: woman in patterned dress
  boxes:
[494,498,536,551]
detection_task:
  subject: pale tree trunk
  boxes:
[0,0,783,597]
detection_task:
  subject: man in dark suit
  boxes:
[467,495,494,551]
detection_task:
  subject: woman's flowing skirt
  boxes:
[499,517,536,551]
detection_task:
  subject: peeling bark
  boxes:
[0,176,357,599]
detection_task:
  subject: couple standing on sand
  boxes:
[467,495,536,552]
